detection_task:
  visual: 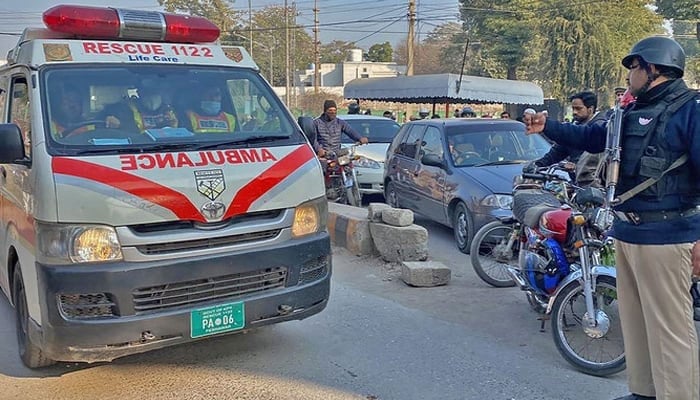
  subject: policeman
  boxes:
[186,85,236,133]
[347,101,361,115]
[526,36,700,400]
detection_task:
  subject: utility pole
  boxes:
[248,0,253,54]
[285,0,291,107]
[313,0,320,94]
[407,0,416,76]
[292,1,298,110]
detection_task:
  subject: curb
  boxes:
[327,203,374,256]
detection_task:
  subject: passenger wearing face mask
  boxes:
[186,85,236,133]
[105,81,178,132]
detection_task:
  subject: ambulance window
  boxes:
[9,77,31,158]
[0,77,7,122]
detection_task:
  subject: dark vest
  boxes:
[618,79,698,207]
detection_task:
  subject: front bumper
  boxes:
[33,233,331,363]
[355,167,384,195]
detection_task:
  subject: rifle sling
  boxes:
[615,154,688,205]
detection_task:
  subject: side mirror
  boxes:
[297,116,316,144]
[421,153,445,169]
[0,124,27,164]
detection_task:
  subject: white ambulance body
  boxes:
[0,5,330,368]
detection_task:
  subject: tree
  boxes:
[233,5,314,87]
[655,0,699,20]
[158,0,242,33]
[366,42,393,62]
[320,40,357,63]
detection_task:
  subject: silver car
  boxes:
[341,114,401,200]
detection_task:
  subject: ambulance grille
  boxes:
[298,256,329,284]
[58,293,117,319]
[136,230,281,255]
[132,267,287,313]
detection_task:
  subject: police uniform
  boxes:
[538,37,700,400]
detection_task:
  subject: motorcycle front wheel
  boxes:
[346,177,361,207]
[469,221,517,287]
[550,275,626,377]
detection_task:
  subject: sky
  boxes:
[0,0,462,60]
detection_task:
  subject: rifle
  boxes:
[604,103,624,209]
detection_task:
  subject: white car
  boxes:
[341,114,401,199]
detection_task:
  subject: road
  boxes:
[0,216,632,399]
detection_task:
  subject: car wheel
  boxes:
[13,264,55,368]
[452,201,474,254]
[385,180,399,208]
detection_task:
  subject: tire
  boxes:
[469,221,517,287]
[452,201,474,254]
[12,265,55,368]
[550,275,625,377]
[384,180,399,208]
[346,183,360,207]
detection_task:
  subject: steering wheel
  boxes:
[460,151,482,158]
[61,120,107,138]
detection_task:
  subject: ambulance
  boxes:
[0,5,331,368]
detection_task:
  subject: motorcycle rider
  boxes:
[313,100,368,158]
[526,36,700,400]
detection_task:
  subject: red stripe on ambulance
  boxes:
[224,145,315,218]
[52,158,207,222]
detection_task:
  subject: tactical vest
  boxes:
[618,80,699,205]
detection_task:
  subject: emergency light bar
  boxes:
[42,5,220,43]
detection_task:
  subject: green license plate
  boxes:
[190,301,245,338]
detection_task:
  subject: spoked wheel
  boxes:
[550,275,625,377]
[469,221,517,287]
[346,182,360,206]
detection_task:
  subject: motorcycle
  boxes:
[469,165,624,377]
[322,144,362,207]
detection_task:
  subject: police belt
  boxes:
[613,206,700,225]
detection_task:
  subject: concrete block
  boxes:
[401,261,451,287]
[367,202,392,222]
[381,208,414,227]
[327,203,374,256]
[369,222,428,262]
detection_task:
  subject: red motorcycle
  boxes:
[321,144,361,207]
[469,165,624,377]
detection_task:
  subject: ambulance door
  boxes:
[0,74,8,297]
[3,72,34,296]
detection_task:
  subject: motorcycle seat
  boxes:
[522,204,561,228]
[513,189,560,223]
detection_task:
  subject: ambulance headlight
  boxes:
[292,197,327,238]
[37,223,123,264]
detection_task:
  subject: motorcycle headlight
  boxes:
[292,197,328,238]
[353,156,381,169]
[37,222,123,264]
[481,194,513,210]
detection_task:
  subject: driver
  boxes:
[50,85,98,138]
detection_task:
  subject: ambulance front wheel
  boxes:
[12,264,55,368]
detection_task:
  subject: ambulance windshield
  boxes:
[43,66,300,154]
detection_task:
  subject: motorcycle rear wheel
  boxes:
[551,275,626,377]
[469,221,517,287]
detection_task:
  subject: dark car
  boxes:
[383,118,551,253]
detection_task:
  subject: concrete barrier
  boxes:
[327,203,374,256]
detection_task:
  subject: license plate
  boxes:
[190,301,245,338]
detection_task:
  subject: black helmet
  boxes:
[621,36,685,77]
[348,102,360,114]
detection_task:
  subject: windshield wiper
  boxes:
[474,160,523,167]
[194,135,291,150]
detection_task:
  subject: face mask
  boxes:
[142,94,162,112]
[200,101,221,115]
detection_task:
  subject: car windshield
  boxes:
[445,126,551,167]
[342,118,401,144]
[42,65,302,155]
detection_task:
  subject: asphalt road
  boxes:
[0,216,634,399]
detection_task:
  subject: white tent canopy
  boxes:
[344,73,544,105]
